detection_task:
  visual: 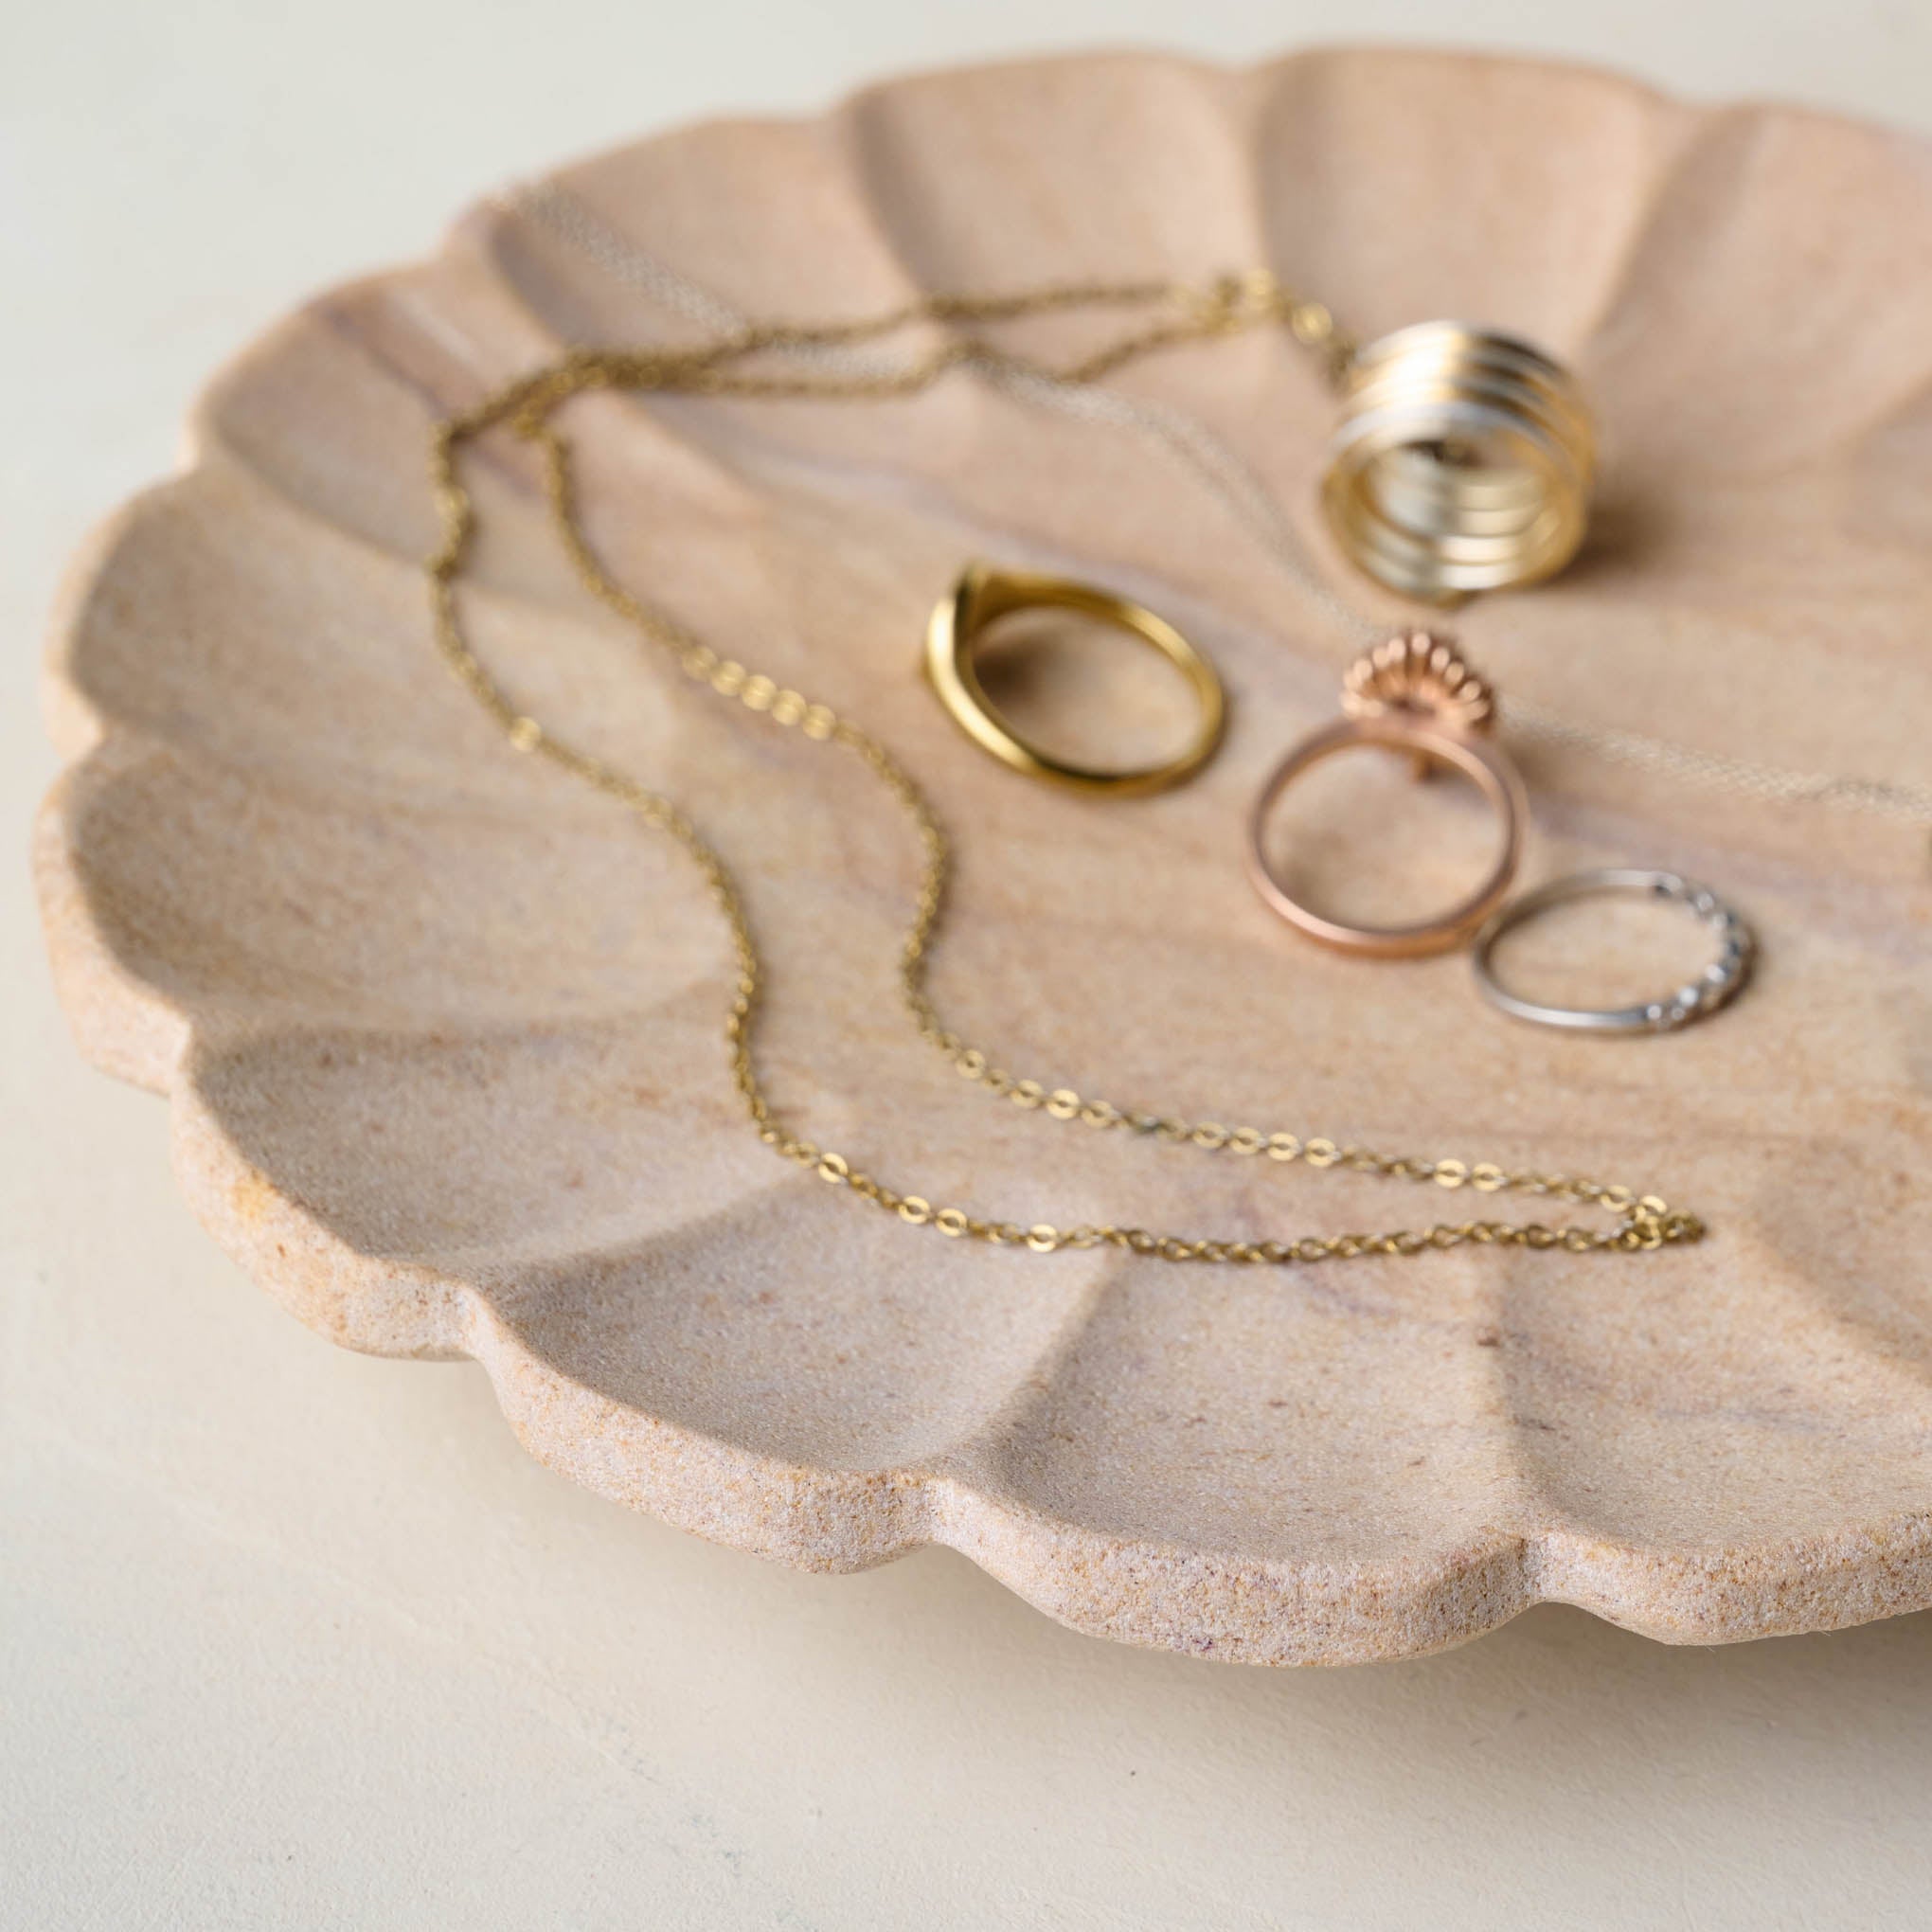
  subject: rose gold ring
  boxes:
[1246,634,1527,959]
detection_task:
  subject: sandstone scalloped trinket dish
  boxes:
[34,47,1932,1664]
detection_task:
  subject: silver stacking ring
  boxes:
[1472,868,1755,1035]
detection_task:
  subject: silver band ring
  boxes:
[1472,868,1755,1034]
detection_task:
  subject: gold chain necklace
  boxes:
[427,279,1702,1262]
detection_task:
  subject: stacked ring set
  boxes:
[921,323,1754,1036]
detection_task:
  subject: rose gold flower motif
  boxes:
[1341,631,1496,737]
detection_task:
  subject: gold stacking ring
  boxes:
[1323,322,1596,602]
[1247,633,1527,958]
[923,563,1225,796]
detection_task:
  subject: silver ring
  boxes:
[1472,868,1755,1035]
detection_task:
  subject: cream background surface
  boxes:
[8,3,1932,1924]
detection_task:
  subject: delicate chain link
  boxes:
[425,284,1700,1261]
[1504,705,1932,824]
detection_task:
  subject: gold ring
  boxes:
[1323,322,1595,602]
[923,563,1225,796]
[1246,633,1527,958]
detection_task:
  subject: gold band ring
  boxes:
[1247,635,1526,958]
[1323,322,1595,602]
[923,564,1225,796]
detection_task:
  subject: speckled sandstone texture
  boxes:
[33,48,1932,1664]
